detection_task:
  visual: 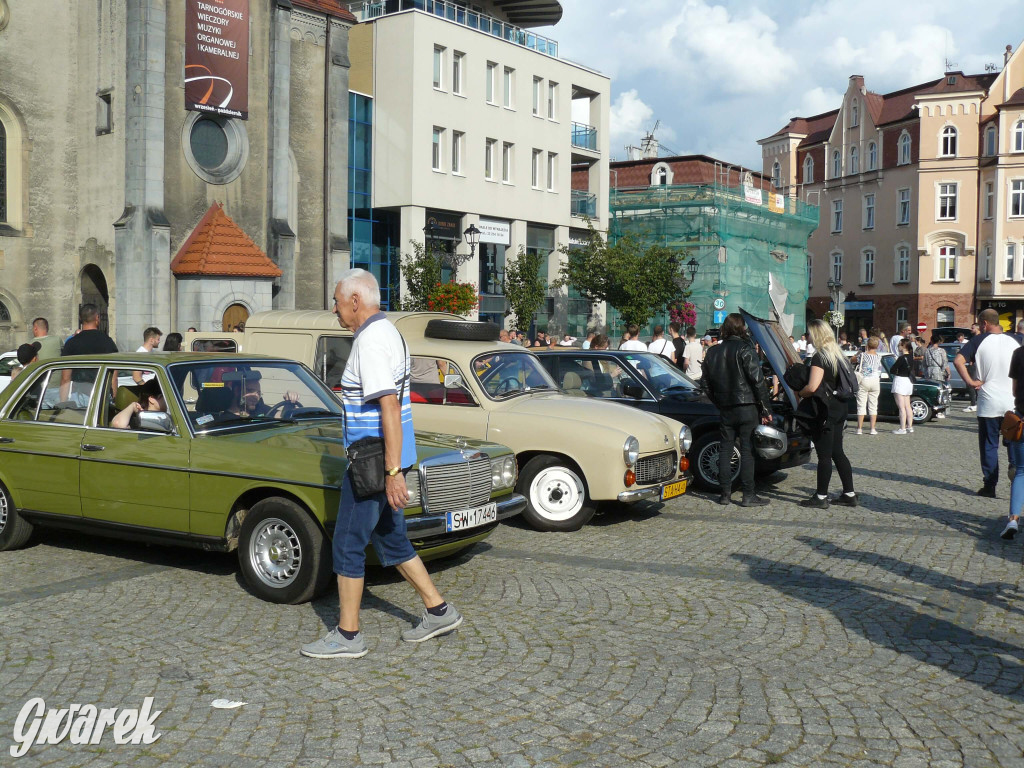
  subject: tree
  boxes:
[503,246,548,332]
[558,222,679,329]
[397,240,443,311]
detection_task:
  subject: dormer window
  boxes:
[650,162,673,186]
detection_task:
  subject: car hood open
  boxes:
[741,308,801,410]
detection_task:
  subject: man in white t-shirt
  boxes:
[301,269,461,659]
[646,325,674,361]
[132,326,162,384]
[955,308,1019,497]
[620,324,648,351]
[890,323,912,366]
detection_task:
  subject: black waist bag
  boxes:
[347,436,386,497]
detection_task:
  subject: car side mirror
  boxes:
[133,411,175,434]
[443,374,464,390]
[621,382,645,399]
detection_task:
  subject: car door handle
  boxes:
[82,444,106,452]
[0,436,14,444]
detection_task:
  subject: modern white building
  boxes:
[347,0,610,334]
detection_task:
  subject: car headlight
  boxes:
[623,435,640,466]
[679,425,692,453]
[406,470,421,507]
[491,456,517,490]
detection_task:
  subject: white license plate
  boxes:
[445,502,498,532]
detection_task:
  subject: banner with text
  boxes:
[185,0,250,119]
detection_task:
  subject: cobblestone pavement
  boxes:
[2,407,1024,767]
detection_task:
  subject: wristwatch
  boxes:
[386,466,402,477]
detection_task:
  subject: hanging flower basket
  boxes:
[668,301,697,327]
[426,281,479,316]
[823,310,844,328]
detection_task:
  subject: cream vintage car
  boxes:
[185,312,692,531]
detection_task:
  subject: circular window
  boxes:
[181,112,248,185]
[191,118,229,170]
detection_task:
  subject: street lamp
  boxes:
[686,257,699,282]
[422,223,438,251]
[463,224,481,259]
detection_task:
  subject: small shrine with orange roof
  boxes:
[170,203,283,332]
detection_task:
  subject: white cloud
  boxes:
[609,89,654,147]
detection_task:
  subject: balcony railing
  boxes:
[571,190,596,218]
[359,0,559,57]
[571,122,598,152]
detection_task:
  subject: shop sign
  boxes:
[185,0,250,119]
[425,210,462,240]
[478,218,510,245]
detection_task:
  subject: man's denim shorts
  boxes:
[332,471,417,578]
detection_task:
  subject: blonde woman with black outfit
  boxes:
[797,319,857,509]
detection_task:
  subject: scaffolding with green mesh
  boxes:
[607,163,819,336]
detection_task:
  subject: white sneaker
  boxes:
[893,429,907,435]
[936,412,946,419]
[907,427,914,433]
[964,405,977,412]
[1001,519,1018,540]
[870,429,878,435]
[856,429,863,435]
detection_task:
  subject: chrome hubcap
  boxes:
[699,442,740,485]
[248,518,302,588]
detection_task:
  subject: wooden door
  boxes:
[222,304,249,332]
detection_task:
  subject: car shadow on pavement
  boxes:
[795,536,1024,619]
[32,528,237,576]
[732,553,1024,704]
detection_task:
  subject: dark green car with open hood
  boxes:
[0,353,524,603]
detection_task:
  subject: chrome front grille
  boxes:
[635,450,677,485]
[421,454,492,513]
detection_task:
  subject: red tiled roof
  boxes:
[771,73,1002,148]
[293,0,357,23]
[171,203,282,278]
[1000,86,1024,107]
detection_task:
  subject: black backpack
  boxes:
[833,358,859,402]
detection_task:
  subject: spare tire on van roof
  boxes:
[424,319,501,342]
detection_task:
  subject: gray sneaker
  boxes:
[300,627,368,659]
[402,605,464,643]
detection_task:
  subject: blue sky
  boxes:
[542,0,1024,169]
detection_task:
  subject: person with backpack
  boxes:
[796,319,857,509]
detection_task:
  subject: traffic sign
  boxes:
[713,298,725,310]
[713,310,727,324]
[916,322,927,333]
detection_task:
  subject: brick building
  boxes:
[760,42,1024,336]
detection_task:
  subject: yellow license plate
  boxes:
[661,480,687,500]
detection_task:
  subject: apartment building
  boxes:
[759,42,1024,335]
[347,0,610,332]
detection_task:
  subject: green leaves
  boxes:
[558,222,680,328]
[397,241,444,312]
[503,246,548,333]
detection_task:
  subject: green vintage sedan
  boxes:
[0,353,524,603]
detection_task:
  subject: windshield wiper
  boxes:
[203,415,297,428]
[291,408,340,419]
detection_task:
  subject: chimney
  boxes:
[641,134,659,159]
[1006,44,1013,66]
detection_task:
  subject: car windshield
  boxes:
[168,360,342,431]
[619,353,698,393]
[473,351,558,399]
